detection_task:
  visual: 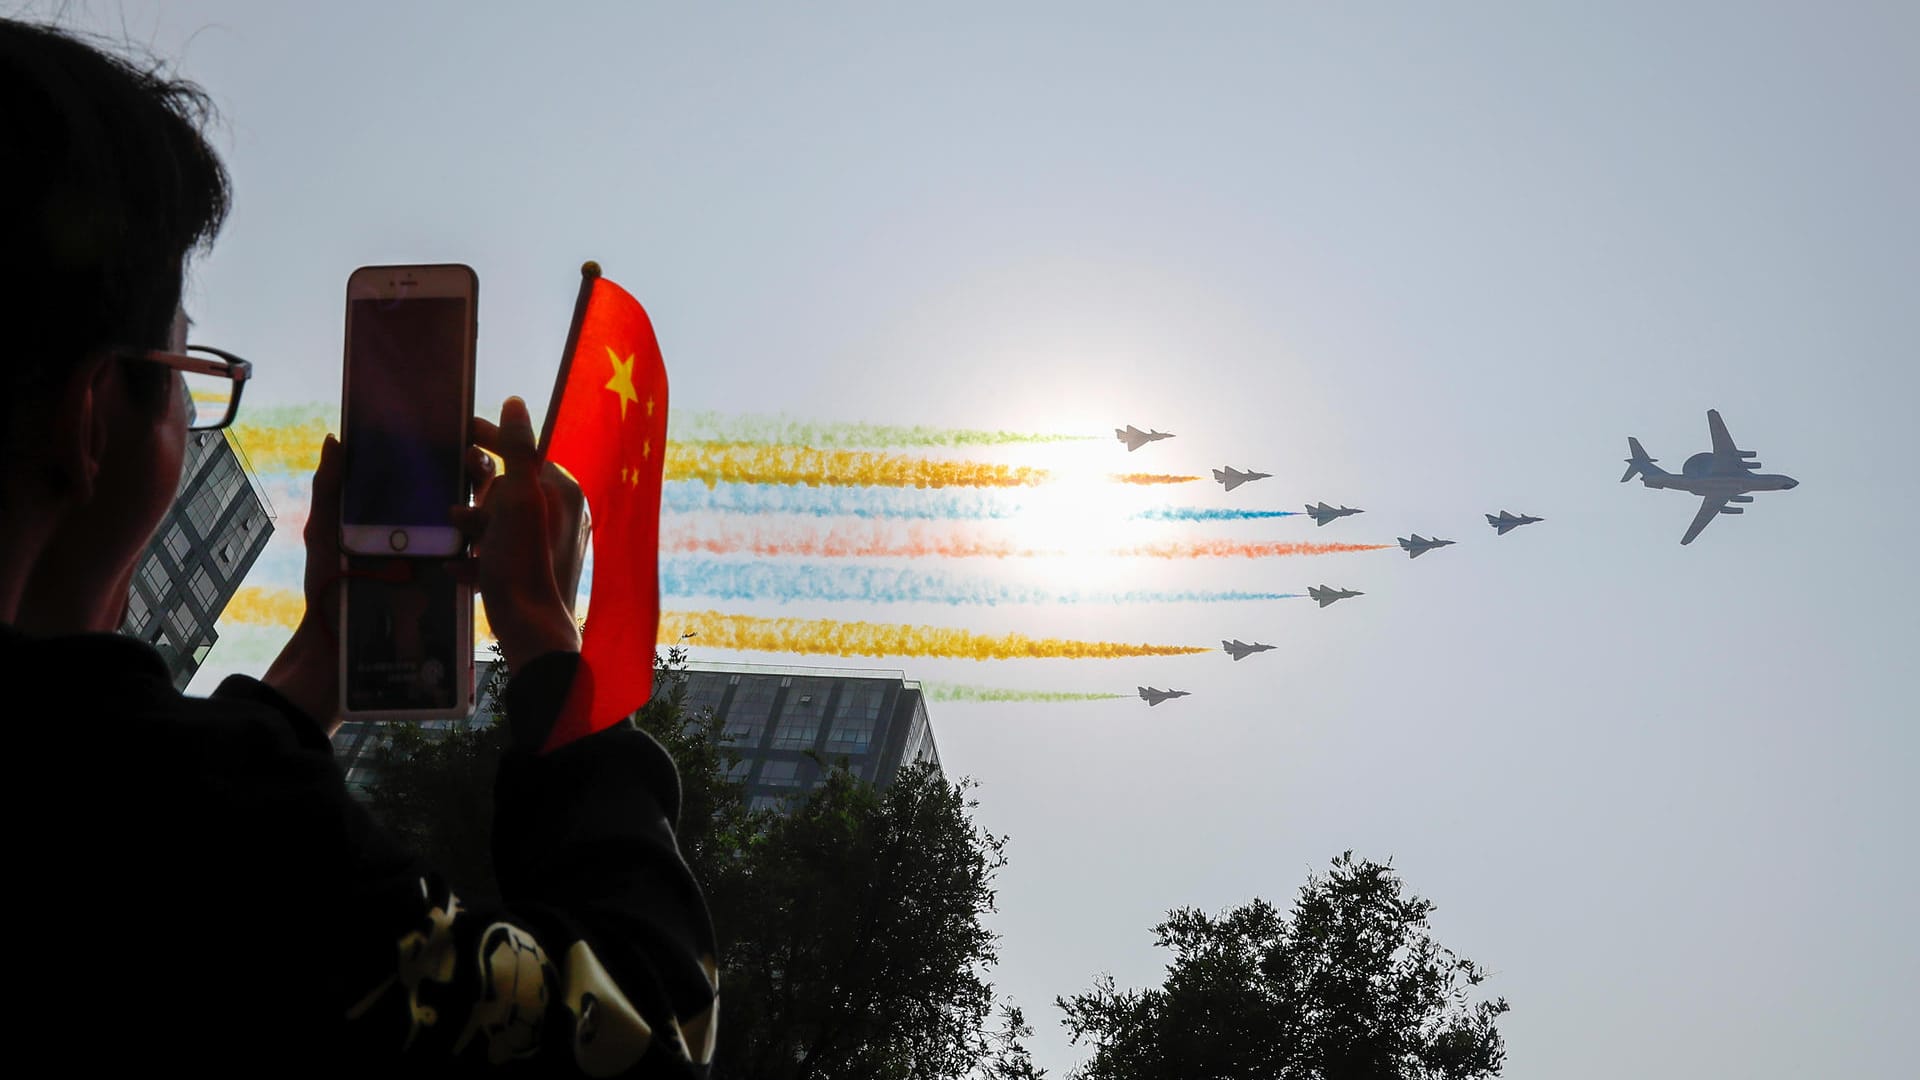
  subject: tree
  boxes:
[361,648,1030,1079]
[714,760,1010,1080]
[1057,852,1508,1080]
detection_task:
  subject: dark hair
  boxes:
[0,19,230,422]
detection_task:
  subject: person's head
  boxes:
[0,19,230,631]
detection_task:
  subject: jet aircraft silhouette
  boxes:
[1137,686,1191,706]
[1398,535,1455,558]
[1485,510,1544,536]
[1622,409,1798,545]
[1213,466,1272,492]
[1305,502,1364,526]
[1116,425,1175,452]
[1221,639,1275,661]
[1307,585,1363,607]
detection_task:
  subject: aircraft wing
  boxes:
[1707,410,1761,473]
[1680,494,1729,545]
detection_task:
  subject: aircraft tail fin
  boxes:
[1621,437,1664,483]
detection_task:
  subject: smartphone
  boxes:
[340,555,474,720]
[340,264,477,557]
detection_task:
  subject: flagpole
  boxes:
[537,260,602,457]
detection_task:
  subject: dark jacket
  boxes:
[5,625,717,1075]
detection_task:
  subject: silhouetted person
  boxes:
[0,20,716,1074]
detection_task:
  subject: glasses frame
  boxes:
[119,344,253,431]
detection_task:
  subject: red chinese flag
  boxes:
[539,265,668,751]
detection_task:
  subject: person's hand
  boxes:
[453,397,587,670]
[263,434,345,732]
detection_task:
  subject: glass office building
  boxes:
[118,428,274,689]
[334,658,940,812]
[675,660,940,812]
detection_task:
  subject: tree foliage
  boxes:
[1057,852,1508,1080]
[361,648,1027,1079]
[715,760,1008,1080]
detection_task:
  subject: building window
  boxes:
[825,684,883,755]
[757,759,801,787]
[724,760,751,783]
[770,677,831,750]
[170,602,197,640]
[189,567,219,611]
[164,524,193,567]
[126,589,151,632]
[140,554,170,598]
[722,678,779,749]
[749,794,788,813]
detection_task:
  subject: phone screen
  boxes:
[343,295,469,529]
[343,556,465,714]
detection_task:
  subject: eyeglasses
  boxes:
[117,345,253,431]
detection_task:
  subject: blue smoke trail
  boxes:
[660,558,1301,606]
[662,481,1023,520]
[1136,507,1302,522]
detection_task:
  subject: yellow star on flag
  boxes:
[604,347,640,420]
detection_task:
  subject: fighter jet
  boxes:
[1305,502,1364,526]
[1116,425,1175,452]
[1307,585,1363,608]
[1213,466,1272,492]
[1397,535,1455,559]
[1485,510,1544,536]
[1221,639,1276,661]
[1137,686,1191,706]
[1622,409,1799,545]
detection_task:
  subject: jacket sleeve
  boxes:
[216,653,719,1075]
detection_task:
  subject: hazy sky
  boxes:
[28,2,1918,1076]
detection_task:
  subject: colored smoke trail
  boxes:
[921,682,1126,703]
[661,558,1302,605]
[660,610,1210,660]
[1137,507,1301,522]
[1112,473,1201,485]
[664,524,1045,559]
[1122,540,1394,558]
[669,411,1095,448]
[226,585,308,629]
[231,404,336,477]
[663,481,1023,520]
[666,444,1048,489]
[665,524,1389,560]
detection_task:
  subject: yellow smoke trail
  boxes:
[665,444,1049,489]
[664,523,1045,559]
[224,585,499,641]
[660,610,1208,660]
[223,588,1201,660]
[225,585,309,629]
[1111,473,1201,485]
[1123,540,1394,558]
[222,404,335,477]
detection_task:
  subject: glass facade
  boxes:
[117,429,274,690]
[330,659,941,815]
[674,662,940,813]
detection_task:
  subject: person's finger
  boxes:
[471,416,502,455]
[495,396,539,465]
[305,434,343,542]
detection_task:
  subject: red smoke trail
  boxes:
[1121,540,1394,558]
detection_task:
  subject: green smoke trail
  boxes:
[668,410,1097,448]
[921,682,1126,703]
